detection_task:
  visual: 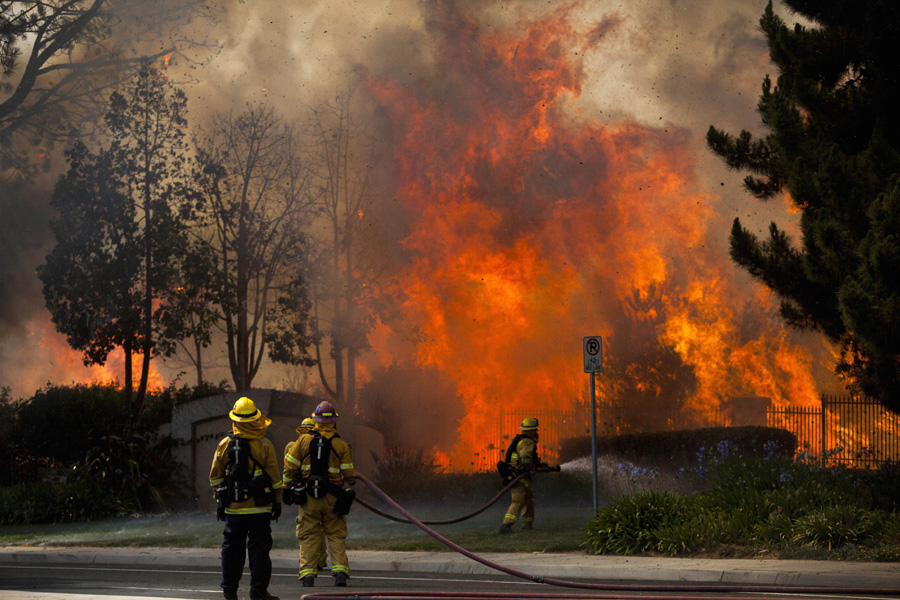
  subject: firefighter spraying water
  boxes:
[496,417,561,534]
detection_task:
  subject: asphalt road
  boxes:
[3,560,895,600]
[2,556,900,600]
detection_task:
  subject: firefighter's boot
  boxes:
[498,523,513,534]
[301,576,315,587]
[335,572,348,587]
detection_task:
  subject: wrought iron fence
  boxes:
[478,395,900,472]
[768,395,900,467]
[486,408,586,470]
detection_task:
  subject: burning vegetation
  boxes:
[6,2,868,473]
[361,5,822,469]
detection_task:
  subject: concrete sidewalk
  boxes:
[1,545,899,590]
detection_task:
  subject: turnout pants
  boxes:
[297,495,349,579]
[295,507,328,568]
[502,480,534,527]
[220,513,273,595]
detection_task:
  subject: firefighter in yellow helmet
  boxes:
[283,417,316,455]
[499,417,541,534]
[283,401,356,588]
[209,397,283,600]
[283,417,327,572]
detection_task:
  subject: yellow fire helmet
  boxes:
[229,397,262,422]
[520,417,539,431]
[301,417,316,429]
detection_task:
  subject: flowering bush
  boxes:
[584,440,900,559]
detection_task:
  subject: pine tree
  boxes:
[707,1,900,411]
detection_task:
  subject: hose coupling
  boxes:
[532,575,545,583]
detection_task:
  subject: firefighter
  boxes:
[499,417,542,534]
[283,417,327,572]
[209,397,283,600]
[283,401,357,588]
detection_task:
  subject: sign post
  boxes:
[583,336,603,515]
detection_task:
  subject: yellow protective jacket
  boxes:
[284,422,314,457]
[282,423,356,489]
[209,423,283,515]
[510,433,537,470]
[510,432,538,485]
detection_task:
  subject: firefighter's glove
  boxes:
[539,461,549,469]
[271,502,282,522]
[216,506,226,522]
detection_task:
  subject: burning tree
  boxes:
[304,84,382,405]
[707,1,900,412]
[193,104,316,392]
[39,63,196,416]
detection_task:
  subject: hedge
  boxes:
[559,426,797,464]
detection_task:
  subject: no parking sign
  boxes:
[583,336,603,373]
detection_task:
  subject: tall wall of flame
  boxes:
[361,4,823,467]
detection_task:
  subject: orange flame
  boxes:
[27,318,164,398]
[364,6,825,470]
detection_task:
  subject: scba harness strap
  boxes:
[285,432,355,514]
[307,432,339,499]
[216,434,275,508]
[496,433,539,483]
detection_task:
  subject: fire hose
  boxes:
[354,472,528,525]
[312,473,900,599]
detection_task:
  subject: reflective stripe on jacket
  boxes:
[283,423,356,488]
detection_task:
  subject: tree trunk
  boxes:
[345,230,356,408]
[123,337,134,407]
[194,334,204,388]
[332,216,344,403]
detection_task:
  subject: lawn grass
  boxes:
[0,478,594,553]
[0,509,588,553]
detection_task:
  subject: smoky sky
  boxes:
[0,0,819,401]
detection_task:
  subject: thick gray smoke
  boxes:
[2,0,829,405]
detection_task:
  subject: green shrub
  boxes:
[584,439,900,558]
[583,492,690,555]
[144,381,231,429]
[750,512,795,549]
[655,507,727,554]
[16,383,130,467]
[560,426,797,465]
[70,431,188,512]
[0,479,130,525]
[853,461,900,512]
[873,511,900,545]
[791,504,876,549]
[6,382,198,513]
